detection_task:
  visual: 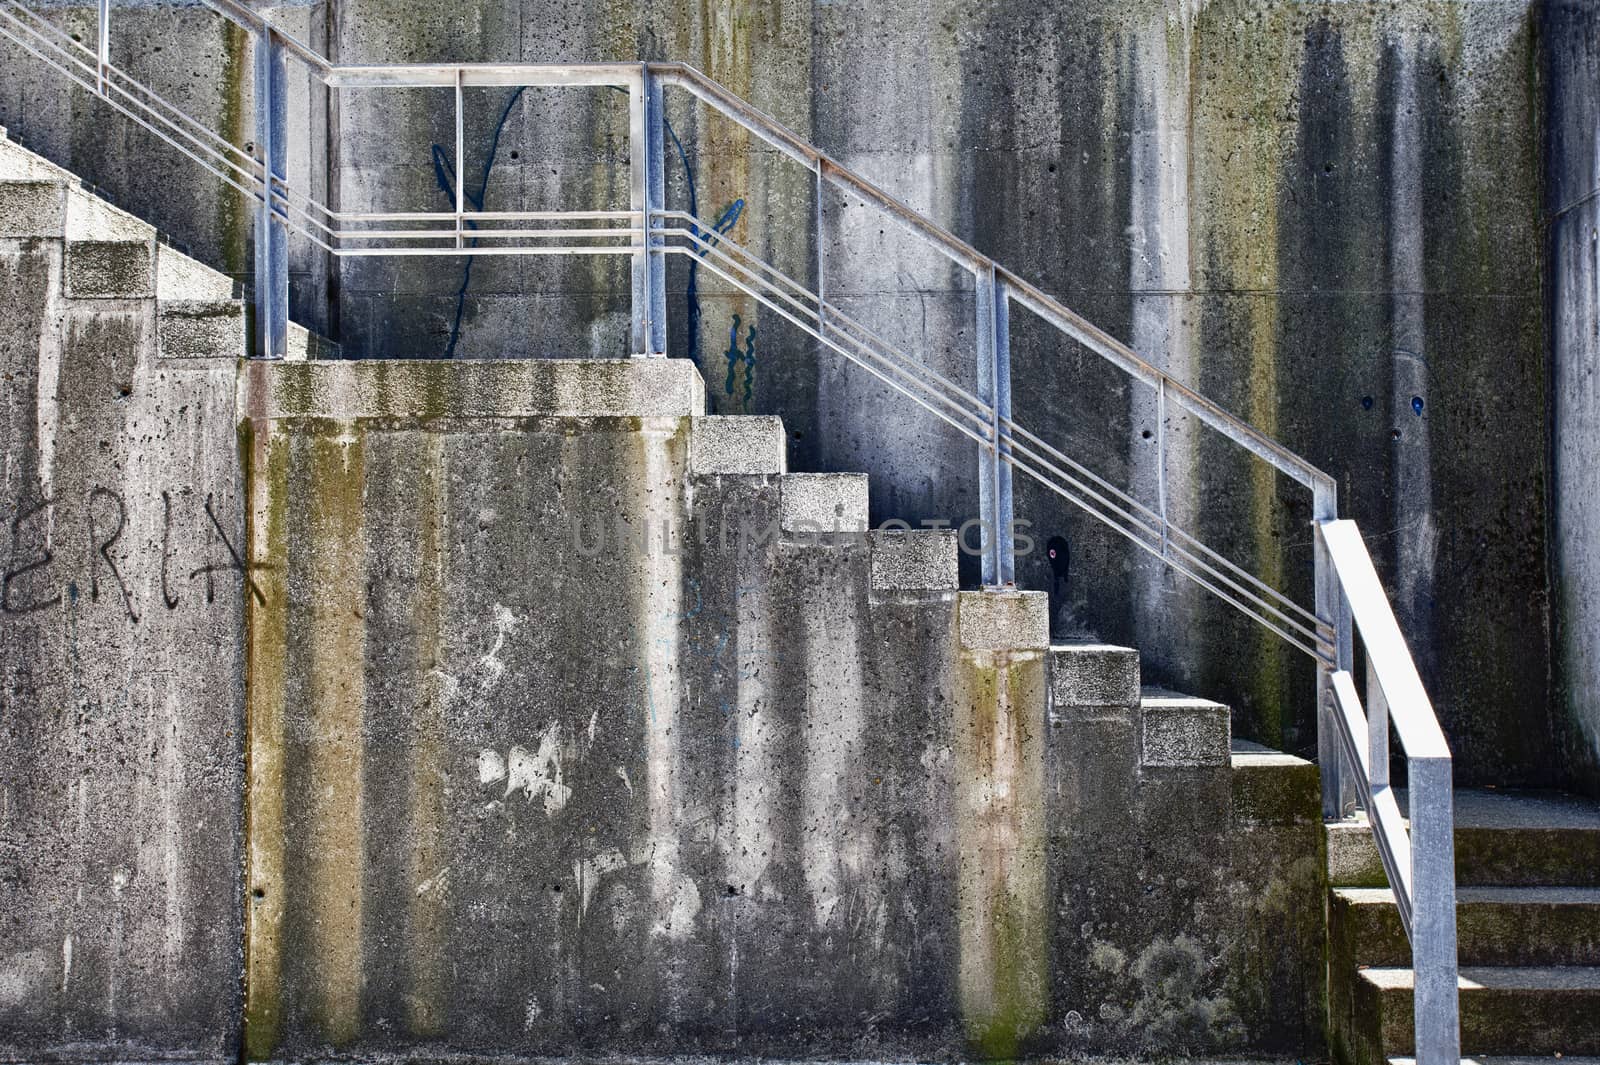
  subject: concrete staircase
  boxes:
[0,122,1325,1061]
[1327,789,1600,1065]
[0,126,333,360]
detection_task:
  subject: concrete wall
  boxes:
[1545,0,1600,796]
[0,2,1559,779]
[0,197,244,1058]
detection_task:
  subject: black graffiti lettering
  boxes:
[160,490,180,610]
[189,492,266,606]
[3,498,60,615]
[87,486,139,623]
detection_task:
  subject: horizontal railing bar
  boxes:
[661,243,997,439]
[656,220,994,427]
[325,64,640,89]
[1002,434,1326,655]
[338,209,637,223]
[336,226,639,242]
[336,245,636,257]
[1319,521,1450,760]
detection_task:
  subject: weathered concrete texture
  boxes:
[1545,0,1600,797]
[869,529,959,593]
[954,597,1050,1060]
[240,364,977,1060]
[1141,689,1231,768]
[688,414,785,476]
[1045,645,1326,1056]
[240,355,706,420]
[0,212,245,1054]
[778,472,867,534]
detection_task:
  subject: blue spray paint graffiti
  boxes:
[663,117,746,367]
[431,87,527,359]
[724,314,756,409]
[432,90,750,370]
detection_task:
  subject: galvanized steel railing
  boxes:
[0,1,1460,1057]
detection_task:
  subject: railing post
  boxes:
[976,263,1015,587]
[252,25,288,359]
[1409,754,1460,1065]
[453,68,464,250]
[1313,486,1354,819]
[629,65,666,356]
[96,0,109,96]
[1366,648,1391,793]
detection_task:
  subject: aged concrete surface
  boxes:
[1047,645,1326,1055]
[954,591,1050,1060]
[0,0,1557,786]
[0,217,245,1053]
[237,371,1324,1059]
[1545,0,1600,797]
[240,361,976,1060]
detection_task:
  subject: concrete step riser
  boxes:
[1358,980,1600,1058]
[1331,892,1600,967]
[1329,823,1600,888]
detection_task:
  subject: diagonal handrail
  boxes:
[0,3,1459,1058]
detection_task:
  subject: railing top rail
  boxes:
[650,61,1335,495]
[1319,520,1450,761]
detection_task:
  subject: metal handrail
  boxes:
[0,3,1459,1058]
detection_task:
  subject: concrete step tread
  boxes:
[1330,789,1600,835]
[1360,965,1600,992]
[1329,790,1600,888]
[1337,886,1600,906]
[1140,686,1227,708]
[1391,1059,1600,1065]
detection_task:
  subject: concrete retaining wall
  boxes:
[0,218,244,1059]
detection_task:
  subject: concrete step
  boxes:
[1140,688,1230,767]
[3,129,342,359]
[1355,966,1600,1057]
[689,414,787,476]
[1328,789,1600,888]
[1332,885,1600,966]
[1391,1059,1600,1065]
[778,472,868,535]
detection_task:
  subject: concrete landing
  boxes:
[240,357,708,421]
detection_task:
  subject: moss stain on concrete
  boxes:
[243,422,290,1061]
[216,20,249,276]
[301,427,370,1048]
[954,651,1048,1060]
